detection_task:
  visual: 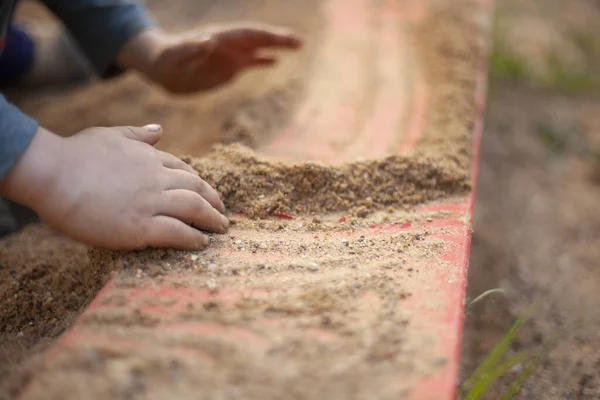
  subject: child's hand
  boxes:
[153,24,302,93]
[1,125,228,250]
[118,24,302,94]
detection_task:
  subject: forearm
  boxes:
[0,125,63,211]
[40,0,155,77]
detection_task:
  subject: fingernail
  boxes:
[198,234,210,249]
[221,214,230,230]
[143,124,162,132]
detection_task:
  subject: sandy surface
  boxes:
[0,0,488,398]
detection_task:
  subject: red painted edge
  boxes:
[408,2,492,396]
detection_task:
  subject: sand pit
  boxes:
[0,0,490,399]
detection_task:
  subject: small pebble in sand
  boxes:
[206,279,219,293]
[307,262,319,271]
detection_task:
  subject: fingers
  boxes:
[173,27,299,75]
[158,150,197,174]
[229,28,302,49]
[146,215,209,250]
[163,169,225,213]
[249,56,276,67]
[116,124,163,146]
[159,189,229,233]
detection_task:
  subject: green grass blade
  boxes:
[462,301,540,395]
[467,288,506,307]
[462,315,524,394]
[464,351,529,400]
[501,320,585,399]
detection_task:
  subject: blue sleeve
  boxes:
[0,94,38,180]
[40,0,156,78]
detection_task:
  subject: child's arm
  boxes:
[41,0,301,93]
[0,95,228,250]
[41,0,155,79]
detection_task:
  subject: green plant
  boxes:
[489,42,527,81]
[536,121,570,156]
[489,18,600,94]
[544,52,600,94]
[461,311,530,399]
[461,296,581,399]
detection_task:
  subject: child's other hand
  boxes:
[149,24,302,94]
[1,125,228,250]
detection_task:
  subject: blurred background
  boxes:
[460,0,600,398]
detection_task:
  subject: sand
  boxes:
[0,225,105,398]
[0,0,487,398]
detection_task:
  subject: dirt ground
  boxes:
[1,0,486,399]
[460,0,600,398]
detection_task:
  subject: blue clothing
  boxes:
[0,97,38,178]
[0,23,35,86]
[0,0,154,179]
